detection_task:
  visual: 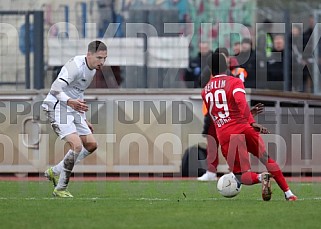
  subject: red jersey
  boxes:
[201,74,256,145]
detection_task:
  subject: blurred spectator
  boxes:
[233,41,241,56]
[291,25,304,92]
[267,34,286,84]
[184,41,213,88]
[302,15,315,93]
[236,38,256,88]
[257,19,274,59]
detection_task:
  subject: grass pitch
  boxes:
[0,178,320,229]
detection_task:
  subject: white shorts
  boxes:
[44,102,91,139]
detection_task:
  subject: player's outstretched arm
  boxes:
[250,103,264,117]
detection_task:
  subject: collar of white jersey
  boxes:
[213,74,227,78]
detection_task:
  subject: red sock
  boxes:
[265,158,289,192]
[241,171,260,185]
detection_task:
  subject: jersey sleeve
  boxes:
[49,59,79,101]
[232,79,256,124]
[57,59,79,85]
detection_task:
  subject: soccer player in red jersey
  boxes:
[201,53,297,201]
[198,47,263,182]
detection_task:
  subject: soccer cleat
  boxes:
[197,171,218,181]
[52,189,73,198]
[285,195,298,201]
[261,172,272,201]
[44,167,59,187]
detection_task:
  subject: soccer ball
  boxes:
[217,173,242,198]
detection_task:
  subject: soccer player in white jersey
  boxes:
[43,40,107,197]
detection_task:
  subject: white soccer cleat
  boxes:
[197,171,218,181]
[285,195,298,201]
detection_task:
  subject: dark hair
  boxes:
[214,47,229,57]
[88,40,107,53]
[207,53,227,75]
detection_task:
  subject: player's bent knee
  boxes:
[84,142,98,153]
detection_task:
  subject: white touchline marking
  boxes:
[1,196,321,201]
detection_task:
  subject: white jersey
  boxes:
[42,55,96,111]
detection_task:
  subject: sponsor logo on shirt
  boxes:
[72,86,85,92]
[215,117,231,128]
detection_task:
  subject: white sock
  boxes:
[52,147,91,175]
[285,190,294,198]
[258,174,262,182]
[56,151,78,190]
[76,147,91,164]
[52,150,73,175]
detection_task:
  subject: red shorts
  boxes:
[220,126,266,173]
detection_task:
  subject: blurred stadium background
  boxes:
[1,0,321,176]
